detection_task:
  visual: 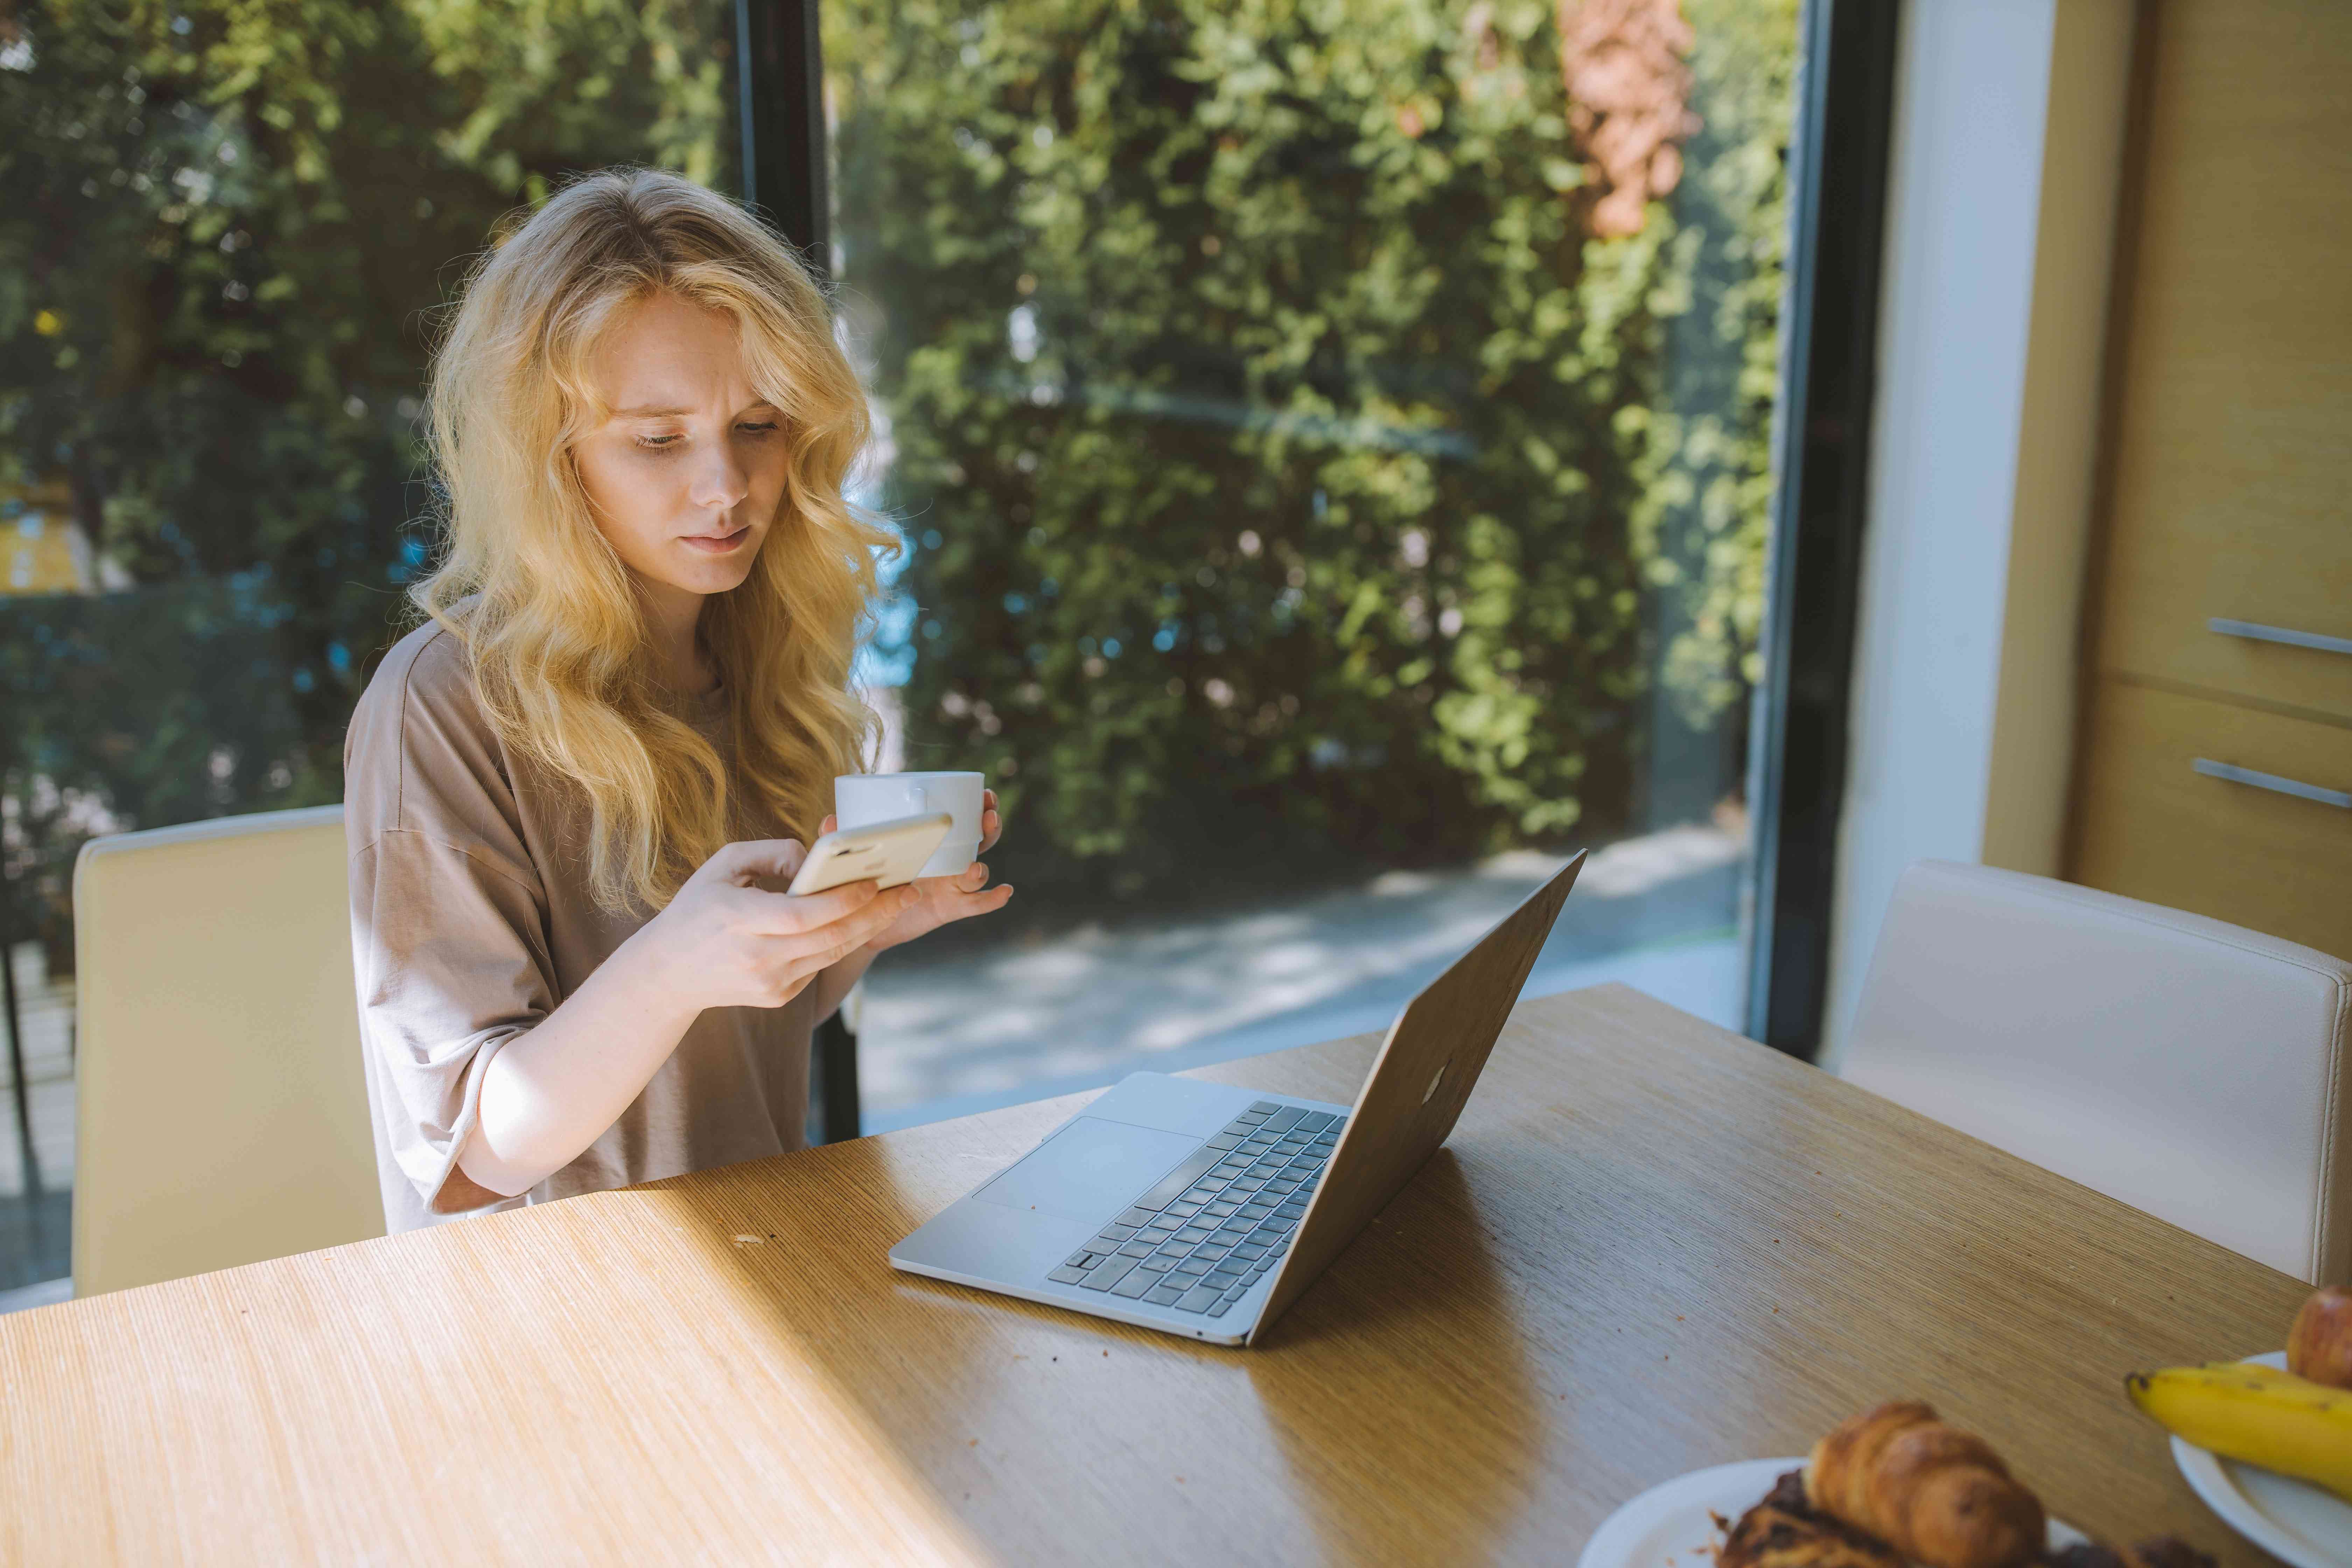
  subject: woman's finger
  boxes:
[763,885,920,971]
[915,879,1013,924]
[821,814,838,836]
[941,884,1014,922]
[735,876,882,934]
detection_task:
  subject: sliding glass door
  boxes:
[818,0,1806,1128]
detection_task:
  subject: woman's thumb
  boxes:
[709,837,808,889]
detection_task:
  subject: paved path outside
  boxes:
[0,939,72,1201]
[0,939,75,1297]
[855,822,1748,1133]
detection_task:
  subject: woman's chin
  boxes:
[664,536,763,594]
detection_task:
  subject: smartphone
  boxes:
[784,812,954,896]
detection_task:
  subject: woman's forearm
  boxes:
[457,926,705,1198]
[806,946,878,1025]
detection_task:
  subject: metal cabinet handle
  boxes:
[2193,758,2352,810]
[2209,617,2352,657]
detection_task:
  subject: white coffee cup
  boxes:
[834,771,986,880]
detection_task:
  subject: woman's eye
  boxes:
[737,421,780,438]
[635,434,684,451]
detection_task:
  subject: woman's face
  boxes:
[573,290,790,614]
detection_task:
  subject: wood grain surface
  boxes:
[0,986,2309,1565]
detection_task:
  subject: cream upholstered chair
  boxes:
[1842,860,2351,1284]
[73,805,383,1296]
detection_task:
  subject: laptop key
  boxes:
[1116,1208,1157,1228]
[1262,1107,1307,1132]
[1296,1111,1335,1133]
[1145,1284,1185,1305]
[1132,1146,1226,1212]
[1205,1135,1241,1150]
[1178,1286,1222,1312]
[1065,1251,1098,1269]
[1081,1255,1140,1291]
[1097,1224,1138,1242]
[1248,1100,1281,1114]
[1206,1300,1236,1318]
[1048,1266,1089,1285]
[1110,1270,1156,1299]
[1118,1241,1154,1259]
[1135,1254,1176,1272]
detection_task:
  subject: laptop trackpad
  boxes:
[970,1118,1199,1222]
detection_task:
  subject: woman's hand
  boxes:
[821,788,1013,955]
[631,838,922,1010]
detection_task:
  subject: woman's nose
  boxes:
[689,443,750,512]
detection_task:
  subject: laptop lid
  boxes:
[1244,850,1586,1345]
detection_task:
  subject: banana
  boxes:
[2125,1361,2352,1502]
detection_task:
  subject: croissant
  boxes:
[1804,1401,2046,1568]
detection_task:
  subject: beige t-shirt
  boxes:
[344,620,820,1233]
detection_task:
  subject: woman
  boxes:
[345,169,1010,1231]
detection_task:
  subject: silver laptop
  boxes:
[889,851,1585,1346]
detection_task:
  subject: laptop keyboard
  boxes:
[1046,1101,1346,1320]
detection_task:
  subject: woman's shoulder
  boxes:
[345,613,517,836]
[355,615,486,735]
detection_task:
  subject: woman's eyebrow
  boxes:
[608,401,781,418]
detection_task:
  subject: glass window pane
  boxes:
[825,0,1802,1129]
[0,0,743,1289]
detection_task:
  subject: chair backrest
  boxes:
[1843,860,2350,1284]
[74,805,383,1296]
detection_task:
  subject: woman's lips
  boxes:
[679,524,753,554]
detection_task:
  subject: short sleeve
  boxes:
[349,830,555,1219]
[343,623,559,1225]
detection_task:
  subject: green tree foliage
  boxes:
[0,0,736,943]
[828,0,1795,896]
[0,0,1797,943]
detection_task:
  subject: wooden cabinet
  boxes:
[2074,681,2352,956]
[2066,0,2351,958]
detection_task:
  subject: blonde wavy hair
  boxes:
[413,168,891,913]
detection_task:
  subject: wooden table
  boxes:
[0,986,2309,1564]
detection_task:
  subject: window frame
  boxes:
[743,0,1903,1126]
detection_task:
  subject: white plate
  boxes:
[1578,1457,2089,1568]
[2168,1351,2352,1568]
